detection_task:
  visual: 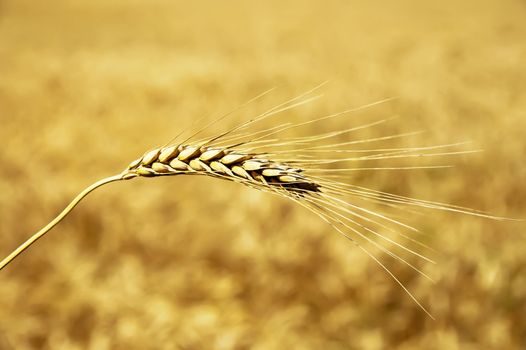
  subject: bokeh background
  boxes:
[1,0,525,349]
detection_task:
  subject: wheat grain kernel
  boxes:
[221,153,251,165]
[262,168,283,177]
[200,148,224,161]
[128,157,143,169]
[142,149,161,165]
[169,159,189,171]
[232,165,251,179]
[210,161,234,175]
[152,162,174,173]
[178,146,200,161]
[189,159,211,171]
[158,146,179,162]
[279,175,298,183]
[136,167,156,176]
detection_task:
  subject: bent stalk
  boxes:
[0,174,124,271]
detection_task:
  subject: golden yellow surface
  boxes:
[0,0,525,349]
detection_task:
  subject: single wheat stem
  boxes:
[1,88,513,318]
[0,174,124,271]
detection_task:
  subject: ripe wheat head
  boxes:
[0,85,509,318]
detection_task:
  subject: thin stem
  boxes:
[0,174,124,271]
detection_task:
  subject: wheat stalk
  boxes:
[0,86,508,318]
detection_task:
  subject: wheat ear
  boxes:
[0,143,323,272]
[1,87,511,318]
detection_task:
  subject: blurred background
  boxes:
[0,0,525,349]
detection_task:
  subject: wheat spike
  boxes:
[1,87,513,318]
[124,144,322,194]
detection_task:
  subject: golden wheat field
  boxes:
[1,0,525,349]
